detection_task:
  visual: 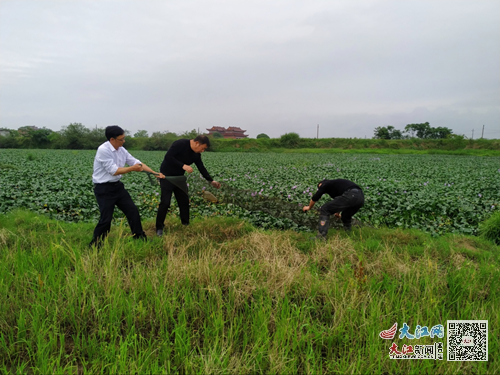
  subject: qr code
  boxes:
[447,320,488,361]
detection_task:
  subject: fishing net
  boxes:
[144,172,361,230]
[207,183,321,229]
[143,172,188,195]
[187,175,359,230]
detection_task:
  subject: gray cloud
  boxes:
[1,0,499,138]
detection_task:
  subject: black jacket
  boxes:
[160,139,213,181]
[311,179,361,202]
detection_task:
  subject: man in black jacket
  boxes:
[302,178,364,238]
[155,135,221,236]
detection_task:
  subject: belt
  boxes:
[94,180,121,186]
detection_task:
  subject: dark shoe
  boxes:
[89,238,103,249]
[133,232,148,241]
[315,233,327,241]
[317,215,330,238]
[156,229,163,237]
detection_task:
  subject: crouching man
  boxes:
[302,179,364,238]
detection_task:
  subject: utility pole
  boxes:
[481,125,484,139]
[317,124,319,139]
[472,129,474,140]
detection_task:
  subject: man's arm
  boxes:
[109,147,143,175]
[114,164,143,175]
[96,146,136,177]
[139,163,165,179]
[194,158,221,189]
[303,185,326,212]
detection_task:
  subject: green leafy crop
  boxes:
[0,150,498,236]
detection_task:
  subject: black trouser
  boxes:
[91,181,145,245]
[156,179,190,229]
[320,188,364,229]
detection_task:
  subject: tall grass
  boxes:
[479,211,500,245]
[0,210,498,374]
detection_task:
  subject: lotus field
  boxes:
[0,149,498,236]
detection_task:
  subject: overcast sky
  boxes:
[1,0,499,139]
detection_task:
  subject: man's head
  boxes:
[190,135,211,153]
[106,125,125,150]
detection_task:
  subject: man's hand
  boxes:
[334,213,341,219]
[211,181,221,189]
[157,173,166,179]
[130,163,143,172]
[183,164,194,173]
[303,200,316,212]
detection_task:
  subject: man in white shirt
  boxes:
[90,125,164,248]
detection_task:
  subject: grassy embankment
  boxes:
[0,210,498,374]
[209,137,500,156]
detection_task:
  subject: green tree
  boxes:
[87,127,106,149]
[32,128,54,148]
[179,129,200,139]
[16,126,55,148]
[134,130,149,138]
[211,132,224,139]
[404,122,431,138]
[404,122,453,139]
[144,131,178,150]
[48,132,63,148]
[373,126,403,139]
[256,133,270,139]
[280,132,300,148]
[59,123,90,149]
[374,126,389,139]
[428,126,453,139]
[16,126,37,148]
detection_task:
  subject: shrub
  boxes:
[479,211,500,245]
[280,132,300,148]
[212,132,224,139]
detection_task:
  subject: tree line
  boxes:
[0,123,201,150]
[0,123,291,150]
[373,122,454,139]
[0,121,477,150]
[0,124,301,150]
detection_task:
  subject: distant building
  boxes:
[206,126,248,139]
[0,128,10,137]
[206,126,227,136]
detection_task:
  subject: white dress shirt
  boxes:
[92,141,141,184]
